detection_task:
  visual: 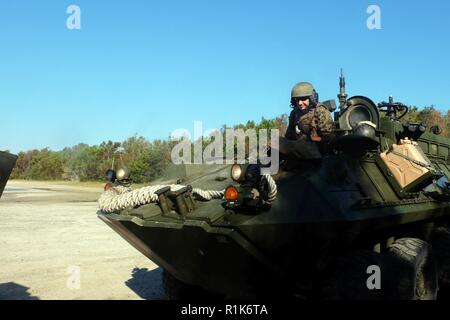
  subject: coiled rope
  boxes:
[98,175,277,213]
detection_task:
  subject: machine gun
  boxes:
[377,96,409,120]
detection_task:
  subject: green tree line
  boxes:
[12,138,177,183]
[10,116,285,183]
[10,106,449,182]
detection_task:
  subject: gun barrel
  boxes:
[338,68,348,111]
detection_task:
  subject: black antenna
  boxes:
[338,68,348,112]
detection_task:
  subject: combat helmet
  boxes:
[291,82,315,98]
[291,82,317,106]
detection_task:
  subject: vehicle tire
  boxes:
[162,270,221,300]
[384,238,438,300]
[331,250,384,300]
[431,227,450,286]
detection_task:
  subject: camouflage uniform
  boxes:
[285,103,333,142]
[285,82,333,143]
[299,104,333,141]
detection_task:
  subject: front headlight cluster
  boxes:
[104,167,131,188]
[230,164,261,185]
[224,163,265,209]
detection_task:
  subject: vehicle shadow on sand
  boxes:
[124,267,450,301]
[125,267,165,300]
[0,282,40,300]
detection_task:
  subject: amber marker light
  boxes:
[225,186,239,201]
[104,183,113,191]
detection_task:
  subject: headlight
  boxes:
[116,167,129,180]
[231,164,243,182]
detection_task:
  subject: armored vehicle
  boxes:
[97,75,450,300]
[0,151,17,199]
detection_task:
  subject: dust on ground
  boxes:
[0,180,164,300]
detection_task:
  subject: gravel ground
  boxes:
[0,180,164,300]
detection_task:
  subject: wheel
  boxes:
[327,250,384,300]
[431,227,450,286]
[384,238,438,300]
[162,270,223,300]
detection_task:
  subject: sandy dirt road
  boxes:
[0,180,164,300]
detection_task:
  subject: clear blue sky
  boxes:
[1,0,449,153]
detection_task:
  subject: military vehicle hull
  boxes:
[98,151,450,298]
[0,151,17,199]
[98,92,450,299]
